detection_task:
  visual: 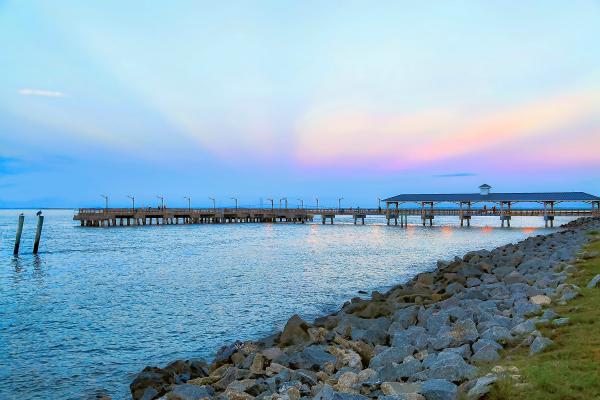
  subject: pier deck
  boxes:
[73,207,599,227]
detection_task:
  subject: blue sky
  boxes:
[1,1,599,208]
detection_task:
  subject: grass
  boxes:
[485,232,600,400]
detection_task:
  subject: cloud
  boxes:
[433,172,478,177]
[18,88,66,97]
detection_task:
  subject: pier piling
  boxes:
[13,214,24,255]
[33,213,44,254]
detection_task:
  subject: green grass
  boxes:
[486,235,600,400]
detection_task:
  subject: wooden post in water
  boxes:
[33,213,44,254]
[13,214,25,255]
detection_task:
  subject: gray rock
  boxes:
[394,358,424,379]
[369,346,415,369]
[288,346,336,370]
[587,274,600,288]
[480,326,512,343]
[442,344,472,360]
[471,345,500,363]
[393,306,419,329]
[472,338,501,354]
[391,326,427,348]
[280,315,310,346]
[466,278,482,288]
[425,352,477,382]
[514,301,541,316]
[168,384,215,400]
[530,336,553,355]
[510,319,537,336]
[448,319,478,345]
[426,312,450,335]
[552,317,570,326]
[539,309,559,322]
[420,379,457,400]
[467,375,497,400]
[504,271,527,284]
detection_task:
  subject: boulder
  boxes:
[280,315,311,346]
[530,336,553,355]
[480,326,512,343]
[288,345,336,370]
[587,274,600,288]
[448,319,478,345]
[471,345,500,363]
[380,382,422,396]
[420,379,457,400]
[552,317,570,326]
[471,339,501,354]
[369,346,415,369]
[510,319,537,336]
[529,295,551,305]
[130,366,174,400]
[425,352,477,382]
[466,375,497,400]
[167,384,215,400]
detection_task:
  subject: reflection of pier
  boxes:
[384,184,600,228]
[73,185,600,228]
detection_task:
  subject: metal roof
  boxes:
[384,192,600,203]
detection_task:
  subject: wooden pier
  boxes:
[73,206,599,228]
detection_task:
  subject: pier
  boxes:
[74,185,600,228]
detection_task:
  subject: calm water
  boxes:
[0,210,573,399]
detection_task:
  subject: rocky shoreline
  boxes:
[130,217,600,400]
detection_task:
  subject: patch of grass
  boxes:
[486,238,600,400]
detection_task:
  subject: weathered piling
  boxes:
[13,214,24,255]
[33,213,44,254]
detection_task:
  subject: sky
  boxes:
[1,1,599,208]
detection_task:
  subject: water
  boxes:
[0,209,574,399]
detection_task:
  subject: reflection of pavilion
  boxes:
[383,184,600,227]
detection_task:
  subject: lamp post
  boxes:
[338,197,344,211]
[315,197,319,210]
[209,197,216,210]
[157,195,164,209]
[266,198,274,210]
[184,196,191,211]
[127,195,135,211]
[377,197,382,212]
[280,197,288,209]
[297,199,304,209]
[100,194,108,212]
[231,197,238,210]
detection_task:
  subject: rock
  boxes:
[529,295,551,305]
[471,345,500,363]
[587,274,600,288]
[213,367,240,391]
[381,382,422,396]
[539,309,559,322]
[472,339,501,354]
[394,358,424,379]
[466,375,497,400]
[167,384,215,400]
[250,354,265,374]
[280,315,311,346]
[553,317,570,326]
[379,394,425,400]
[392,306,419,329]
[336,371,359,391]
[480,326,512,343]
[502,271,527,285]
[420,379,457,400]
[288,345,336,370]
[530,336,553,355]
[130,366,175,400]
[510,319,537,336]
[448,319,478,345]
[556,284,581,302]
[262,347,284,361]
[426,352,477,382]
[369,346,415,369]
